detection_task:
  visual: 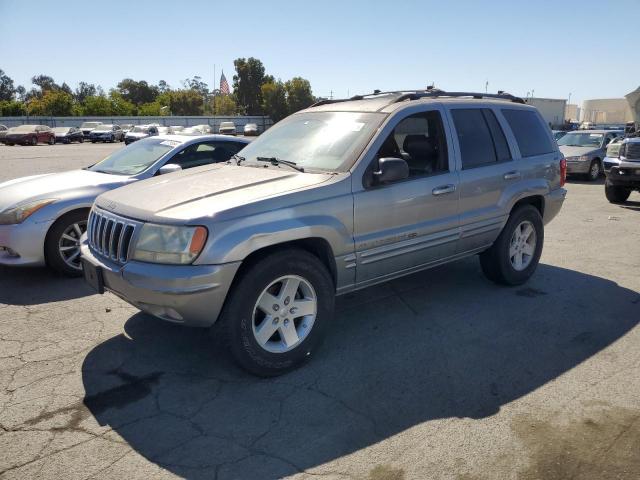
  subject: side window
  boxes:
[170,142,236,169]
[502,109,555,157]
[451,109,506,169]
[374,111,449,178]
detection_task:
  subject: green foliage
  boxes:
[138,101,162,116]
[108,91,136,116]
[28,90,74,116]
[261,81,288,122]
[285,77,314,114]
[0,100,26,116]
[74,82,97,103]
[210,95,237,115]
[0,69,16,101]
[116,79,159,106]
[81,95,113,116]
[233,57,267,115]
[169,89,203,116]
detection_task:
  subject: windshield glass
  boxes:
[94,125,113,131]
[238,111,383,172]
[81,122,101,128]
[132,126,148,133]
[558,132,604,147]
[89,138,177,175]
[10,125,37,133]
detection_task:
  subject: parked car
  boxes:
[53,127,84,144]
[558,130,623,181]
[157,127,171,135]
[552,130,567,141]
[4,125,55,146]
[0,134,249,276]
[0,124,8,143]
[124,125,158,145]
[169,126,185,133]
[604,136,640,203]
[219,121,236,135]
[120,124,135,133]
[81,89,567,376]
[192,124,213,134]
[80,121,103,138]
[89,124,124,143]
[243,123,259,136]
[175,127,201,136]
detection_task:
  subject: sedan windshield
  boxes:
[132,126,149,133]
[9,125,37,133]
[237,111,383,172]
[94,125,113,131]
[89,138,177,175]
[558,132,604,147]
[81,122,101,128]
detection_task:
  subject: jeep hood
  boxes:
[95,163,333,222]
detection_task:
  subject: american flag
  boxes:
[219,71,230,95]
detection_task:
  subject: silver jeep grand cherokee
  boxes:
[81,89,567,376]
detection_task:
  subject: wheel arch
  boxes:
[43,207,91,265]
[511,195,545,217]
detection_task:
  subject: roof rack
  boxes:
[309,88,525,109]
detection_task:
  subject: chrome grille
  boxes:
[87,209,137,263]
[625,142,640,160]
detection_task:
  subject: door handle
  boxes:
[432,184,456,196]
[504,171,521,180]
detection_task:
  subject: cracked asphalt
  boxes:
[1,143,639,480]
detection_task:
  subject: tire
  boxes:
[586,159,600,181]
[91,140,96,144]
[605,180,631,204]
[479,205,544,286]
[44,210,89,277]
[79,137,84,143]
[48,136,55,145]
[31,136,37,146]
[218,249,335,377]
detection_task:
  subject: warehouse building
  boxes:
[581,98,633,124]
[524,97,567,128]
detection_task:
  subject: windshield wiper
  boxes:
[257,156,304,172]
[231,153,246,165]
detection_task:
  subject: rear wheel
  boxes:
[480,205,544,286]
[218,249,334,376]
[79,136,84,143]
[31,136,37,146]
[45,210,88,277]
[605,180,631,204]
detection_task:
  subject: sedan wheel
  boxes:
[45,210,89,277]
[58,221,87,271]
[31,136,37,146]
[587,160,600,181]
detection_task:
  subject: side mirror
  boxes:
[158,164,182,175]
[373,157,409,184]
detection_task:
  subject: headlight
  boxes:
[0,199,56,225]
[132,223,208,264]
[578,155,592,161]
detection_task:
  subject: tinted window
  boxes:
[451,109,499,169]
[171,141,242,169]
[502,109,554,157]
[482,110,511,161]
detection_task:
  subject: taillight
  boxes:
[560,157,567,187]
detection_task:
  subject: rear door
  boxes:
[447,107,520,253]
[352,106,460,284]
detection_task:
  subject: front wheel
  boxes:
[48,136,55,145]
[586,159,601,181]
[44,210,88,277]
[31,136,37,146]
[79,136,84,143]
[480,205,544,286]
[605,180,631,204]
[218,249,335,376]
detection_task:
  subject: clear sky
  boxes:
[1,0,638,105]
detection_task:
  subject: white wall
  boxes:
[525,98,567,127]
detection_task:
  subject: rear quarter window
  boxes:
[502,109,555,157]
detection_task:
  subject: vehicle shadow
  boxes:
[0,265,93,305]
[566,176,605,185]
[81,259,640,479]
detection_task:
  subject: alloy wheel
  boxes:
[509,220,537,271]
[251,275,317,353]
[58,221,87,270]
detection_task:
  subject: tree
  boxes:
[138,101,162,116]
[15,85,26,102]
[81,95,113,116]
[31,75,58,92]
[0,100,26,116]
[261,81,288,122]
[0,69,15,101]
[169,89,203,116]
[233,57,267,115]
[285,77,314,114]
[158,80,170,93]
[28,90,74,116]
[74,82,97,103]
[116,79,159,105]
[211,95,237,115]
[182,76,208,97]
[108,91,135,115]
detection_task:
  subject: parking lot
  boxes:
[0,143,639,479]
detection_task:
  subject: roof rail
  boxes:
[393,90,525,104]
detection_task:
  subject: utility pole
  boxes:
[485,80,488,93]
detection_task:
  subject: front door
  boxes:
[353,107,460,285]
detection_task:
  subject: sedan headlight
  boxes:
[0,199,56,225]
[579,155,592,161]
[132,223,208,264]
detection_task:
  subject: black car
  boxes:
[89,124,124,143]
[53,127,84,144]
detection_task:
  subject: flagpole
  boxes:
[213,64,216,123]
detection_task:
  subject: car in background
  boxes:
[603,137,624,174]
[219,121,236,135]
[124,125,158,145]
[552,130,567,141]
[192,124,213,134]
[557,129,623,181]
[0,125,8,143]
[120,124,135,135]
[175,127,201,136]
[80,121,103,138]
[169,126,184,133]
[604,136,640,203]
[157,126,171,135]
[53,127,84,144]
[243,123,259,136]
[0,134,250,276]
[4,125,55,146]
[90,124,124,143]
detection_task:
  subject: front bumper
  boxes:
[80,241,241,327]
[605,165,640,188]
[542,188,567,225]
[565,158,591,174]
[0,220,52,266]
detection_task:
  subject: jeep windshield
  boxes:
[558,132,603,147]
[237,111,384,172]
[88,138,176,175]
